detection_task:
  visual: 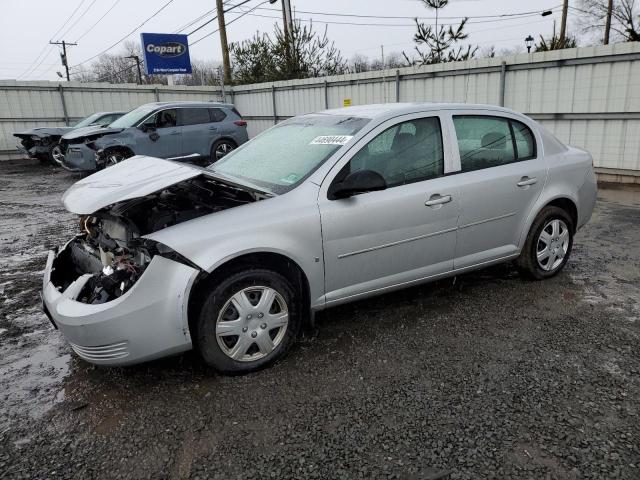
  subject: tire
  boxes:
[48,143,65,166]
[194,268,301,374]
[102,149,132,169]
[516,206,574,280]
[209,139,236,164]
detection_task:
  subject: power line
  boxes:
[190,1,267,46]
[250,3,563,21]
[50,0,88,40]
[74,0,121,42]
[58,0,99,40]
[174,9,216,33]
[221,9,556,28]
[70,0,176,69]
[17,0,88,79]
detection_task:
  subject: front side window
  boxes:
[180,108,210,126]
[341,117,444,188]
[453,115,536,172]
[210,114,370,194]
[141,109,178,129]
[111,105,156,128]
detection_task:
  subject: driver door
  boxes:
[135,108,181,158]
[317,114,460,305]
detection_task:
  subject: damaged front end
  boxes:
[50,171,260,305]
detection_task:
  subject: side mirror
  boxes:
[329,169,387,200]
[140,124,155,133]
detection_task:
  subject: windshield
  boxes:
[73,113,102,128]
[109,105,156,128]
[210,115,370,194]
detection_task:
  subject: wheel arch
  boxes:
[102,145,135,157]
[518,194,579,250]
[186,251,312,339]
[210,136,238,151]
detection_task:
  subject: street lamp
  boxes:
[525,35,534,53]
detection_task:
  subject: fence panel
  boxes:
[1,42,639,178]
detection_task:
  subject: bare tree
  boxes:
[404,0,478,66]
[578,0,639,43]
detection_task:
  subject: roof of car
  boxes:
[319,102,526,120]
[143,101,235,109]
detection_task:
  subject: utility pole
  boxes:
[216,0,231,85]
[126,55,143,84]
[282,0,294,57]
[559,0,569,46]
[50,40,77,81]
[604,0,613,44]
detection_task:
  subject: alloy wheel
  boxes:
[536,218,570,271]
[105,153,124,167]
[215,286,289,362]
[51,145,65,165]
[214,142,233,160]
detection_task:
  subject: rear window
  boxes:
[231,107,242,118]
[210,108,227,122]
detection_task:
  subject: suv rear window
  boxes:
[209,108,227,122]
[181,108,211,126]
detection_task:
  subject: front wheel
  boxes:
[194,269,301,374]
[516,206,574,280]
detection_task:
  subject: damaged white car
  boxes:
[42,103,597,374]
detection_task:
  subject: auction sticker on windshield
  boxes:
[310,135,353,145]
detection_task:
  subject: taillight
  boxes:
[234,120,247,127]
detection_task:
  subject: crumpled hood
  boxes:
[14,127,73,138]
[62,126,124,141]
[62,156,203,214]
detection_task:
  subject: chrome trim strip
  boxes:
[459,212,516,229]
[337,227,457,259]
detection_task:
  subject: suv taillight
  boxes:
[233,120,247,127]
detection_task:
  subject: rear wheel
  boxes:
[210,139,236,163]
[194,269,301,374]
[517,206,574,280]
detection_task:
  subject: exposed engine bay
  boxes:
[50,175,263,304]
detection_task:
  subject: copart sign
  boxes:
[140,33,192,74]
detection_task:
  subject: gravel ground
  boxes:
[0,160,639,480]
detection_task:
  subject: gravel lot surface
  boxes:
[0,161,639,480]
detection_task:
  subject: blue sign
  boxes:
[140,33,192,75]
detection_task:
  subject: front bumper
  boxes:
[61,144,97,172]
[42,246,198,366]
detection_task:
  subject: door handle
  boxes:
[209,126,218,131]
[425,194,452,207]
[169,130,180,135]
[517,176,538,187]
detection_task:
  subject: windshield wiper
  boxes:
[204,170,275,197]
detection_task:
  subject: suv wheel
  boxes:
[210,139,236,163]
[517,206,574,280]
[194,269,301,374]
[49,144,65,165]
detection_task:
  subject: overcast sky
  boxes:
[1,0,567,81]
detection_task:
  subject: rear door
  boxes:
[448,112,547,268]
[178,107,215,157]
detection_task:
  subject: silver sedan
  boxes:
[42,103,597,374]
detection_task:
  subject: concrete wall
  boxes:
[1,42,639,178]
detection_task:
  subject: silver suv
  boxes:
[42,103,597,374]
[59,101,248,171]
